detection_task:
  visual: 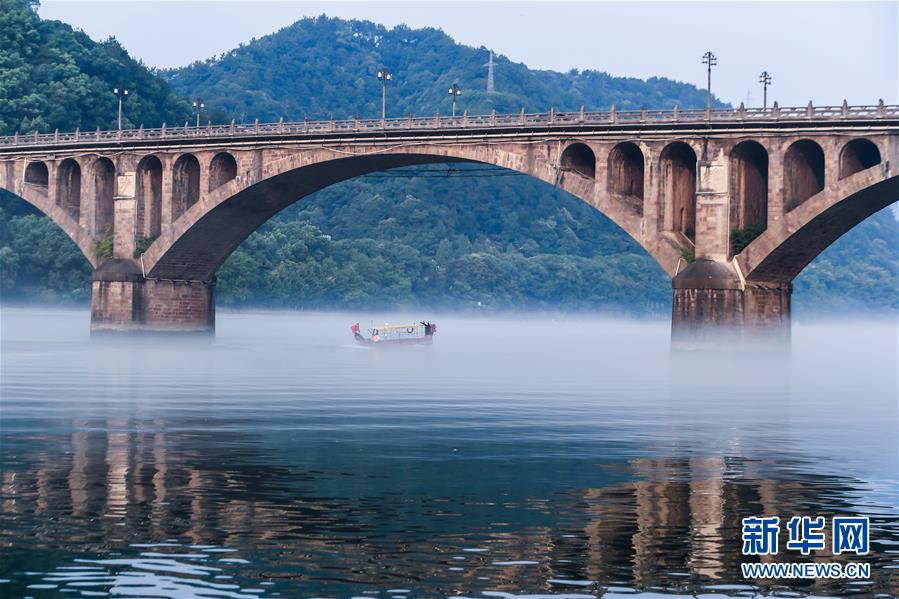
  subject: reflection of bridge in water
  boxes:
[1,104,897,340]
[2,420,895,595]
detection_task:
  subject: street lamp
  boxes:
[448,83,462,118]
[759,71,772,110]
[113,87,130,130]
[702,51,717,111]
[192,98,205,127]
[377,67,392,120]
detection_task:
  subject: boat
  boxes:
[351,321,436,346]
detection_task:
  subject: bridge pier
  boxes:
[90,260,215,334]
[671,259,790,348]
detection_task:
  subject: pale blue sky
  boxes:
[39,1,898,108]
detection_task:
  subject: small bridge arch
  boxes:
[209,152,238,191]
[784,139,825,212]
[839,138,882,179]
[136,155,163,240]
[659,141,697,243]
[56,158,81,220]
[560,142,596,179]
[607,141,645,215]
[25,161,49,187]
[91,156,115,237]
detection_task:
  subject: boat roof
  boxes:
[376,323,423,331]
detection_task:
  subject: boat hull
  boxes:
[354,332,433,347]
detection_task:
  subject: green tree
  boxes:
[0,0,189,135]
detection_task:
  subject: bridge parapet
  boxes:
[1,103,897,149]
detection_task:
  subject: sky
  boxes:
[38,1,898,108]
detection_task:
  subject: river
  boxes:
[0,307,896,597]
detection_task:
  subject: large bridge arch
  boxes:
[737,167,898,283]
[141,144,681,282]
[0,163,98,267]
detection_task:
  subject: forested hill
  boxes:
[0,0,189,135]
[162,16,724,123]
[0,2,896,315]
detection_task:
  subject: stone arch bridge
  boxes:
[1,104,897,339]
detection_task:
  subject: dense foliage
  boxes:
[214,169,670,312]
[0,0,189,134]
[793,210,899,313]
[0,205,92,302]
[0,4,896,315]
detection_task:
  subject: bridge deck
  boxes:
[2,104,897,153]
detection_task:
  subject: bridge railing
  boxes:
[1,103,897,148]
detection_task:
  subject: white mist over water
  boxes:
[0,306,897,597]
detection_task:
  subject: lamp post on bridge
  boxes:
[192,98,205,127]
[448,83,462,118]
[377,68,392,121]
[759,71,772,110]
[702,51,717,111]
[113,87,130,131]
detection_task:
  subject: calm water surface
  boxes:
[0,307,897,598]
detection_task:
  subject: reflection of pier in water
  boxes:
[1,420,895,595]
